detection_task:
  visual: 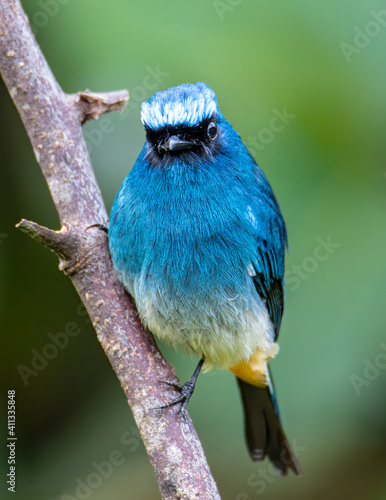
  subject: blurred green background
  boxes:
[1,0,386,499]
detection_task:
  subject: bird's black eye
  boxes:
[207,121,217,140]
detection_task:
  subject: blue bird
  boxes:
[109,82,300,475]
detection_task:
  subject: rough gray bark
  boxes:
[0,1,221,498]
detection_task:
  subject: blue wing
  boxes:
[252,258,285,341]
[249,166,288,340]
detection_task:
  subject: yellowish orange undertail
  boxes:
[230,343,279,387]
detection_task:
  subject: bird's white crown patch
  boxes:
[141,82,218,130]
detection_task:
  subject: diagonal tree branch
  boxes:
[0,1,221,498]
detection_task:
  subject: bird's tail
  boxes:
[236,372,301,475]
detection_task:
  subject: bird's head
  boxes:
[141,82,223,164]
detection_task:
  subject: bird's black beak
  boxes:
[159,135,195,153]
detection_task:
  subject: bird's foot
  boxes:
[152,379,196,416]
[151,358,204,417]
[86,222,109,234]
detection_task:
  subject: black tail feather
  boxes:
[237,377,301,476]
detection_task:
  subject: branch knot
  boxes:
[71,89,129,124]
[16,219,108,276]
